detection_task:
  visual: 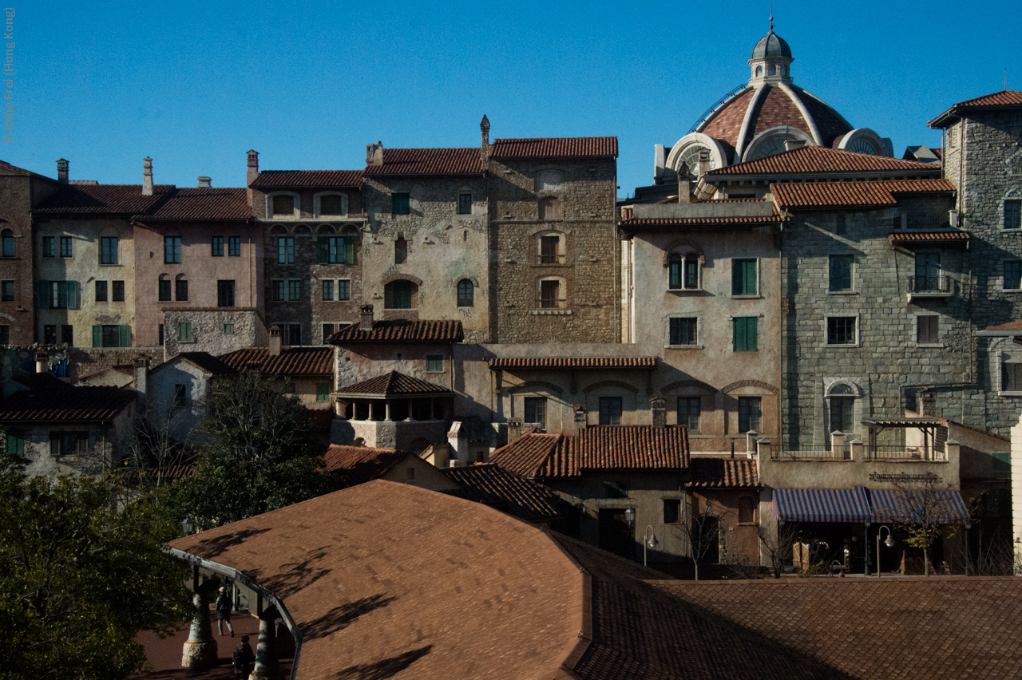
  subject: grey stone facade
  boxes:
[162,308,266,360]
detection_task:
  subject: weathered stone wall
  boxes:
[0,172,54,345]
[65,346,163,382]
[162,309,266,359]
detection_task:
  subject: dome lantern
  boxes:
[748,16,793,84]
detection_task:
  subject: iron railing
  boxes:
[908,275,951,294]
[688,83,748,133]
[869,445,946,462]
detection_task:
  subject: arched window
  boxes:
[385,280,417,309]
[539,197,562,220]
[268,192,299,218]
[738,497,757,524]
[457,279,473,307]
[767,64,777,76]
[395,237,407,264]
[668,253,700,290]
[755,65,763,77]
[315,192,348,218]
[1,229,14,257]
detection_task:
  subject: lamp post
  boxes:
[643,525,657,567]
[876,525,895,577]
[182,516,194,536]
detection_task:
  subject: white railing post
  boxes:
[831,431,845,459]
[849,439,864,462]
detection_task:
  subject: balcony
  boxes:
[907,275,952,300]
[868,444,946,462]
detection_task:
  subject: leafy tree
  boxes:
[171,373,342,528]
[0,453,191,680]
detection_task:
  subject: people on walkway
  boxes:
[215,585,234,637]
[233,635,255,679]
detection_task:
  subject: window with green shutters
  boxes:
[37,281,79,310]
[318,236,355,265]
[386,280,414,309]
[6,428,24,454]
[426,354,443,372]
[829,255,853,292]
[316,382,330,402]
[731,258,758,296]
[178,321,193,344]
[92,324,129,348]
[392,193,411,215]
[733,317,758,352]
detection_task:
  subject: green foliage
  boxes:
[0,460,191,680]
[171,374,342,528]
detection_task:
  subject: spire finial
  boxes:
[769,3,774,31]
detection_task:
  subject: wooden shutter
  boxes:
[118,325,130,348]
[734,317,758,351]
[66,281,80,309]
[92,325,101,348]
[317,237,329,264]
[344,236,355,265]
[37,281,49,309]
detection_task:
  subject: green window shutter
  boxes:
[66,281,80,309]
[344,236,355,265]
[37,281,49,309]
[118,324,130,348]
[734,317,745,351]
[316,383,330,402]
[92,325,101,348]
[747,317,758,351]
[317,237,329,264]
[732,259,757,295]
[734,317,758,352]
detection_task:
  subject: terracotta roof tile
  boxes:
[795,86,854,147]
[321,444,408,484]
[217,347,333,377]
[980,320,1022,333]
[144,188,252,220]
[249,170,362,188]
[749,85,814,143]
[771,179,956,210]
[701,87,756,148]
[0,385,135,422]
[620,214,785,230]
[488,357,656,370]
[689,458,759,488]
[888,230,970,243]
[490,137,618,159]
[327,319,463,344]
[335,371,450,396]
[950,90,1022,109]
[171,352,237,376]
[34,184,175,214]
[708,146,940,176]
[442,463,562,523]
[363,148,482,176]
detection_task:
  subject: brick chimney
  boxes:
[677,163,690,203]
[269,325,282,357]
[366,142,384,167]
[142,157,153,196]
[480,115,490,170]
[507,417,524,443]
[650,396,667,428]
[573,404,587,432]
[360,304,374,332]
[133,355,150,399]
[197,176,211,188]
[56,159,69,184]
[246,150,259,207]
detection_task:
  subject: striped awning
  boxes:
[870,488,970,524]
[773,487,874,523]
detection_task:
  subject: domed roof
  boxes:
[751,31,791,60]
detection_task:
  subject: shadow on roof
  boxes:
[302,593,398,643]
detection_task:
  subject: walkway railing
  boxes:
[869,445,946,462]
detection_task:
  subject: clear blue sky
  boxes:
[3,0,1019,198]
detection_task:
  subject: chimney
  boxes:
[34,351,48,374]
[366,142,384,167]
[269,325,282,357]
[142,157,153,196]
[697,149,710,178]
[920,390,936,417]
[677,163,691,203]
[573,405,587,433]
[133,355,150,399]
[784,139,806,151]
[507,417,524,444]
[360,304,374,332]
[197,176,211,188]
[650,396,667,428]
[56,159,69,184]
[480,115,490,169]
[246,150,259,207]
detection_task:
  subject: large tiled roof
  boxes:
[619,214,785,230]
[930,91,1022,127]
[364,148,483,176]
[321,445,409,485]
[490,137,618,159]
[0,159,53,181]
[488,357,656,370]
[491,425,690,478]
[689,458,759,488]
[327,319,464,344]
[888,230,970,244]
[981,320,1022,333]
[335,371,450,397]
[707,147,939,176]
[442,464,562,523]
[167,352,237,376]
[249,170,362,189]
[0,384,135,422]
[34,184,175,215]
[144,187,252,220]
[771,179,956,210]
[217,346,333,377]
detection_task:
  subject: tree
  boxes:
[757,520,803,579]
[113,407,193,509]
[680,499,725,580]
[0,453,191,680]
[876,479,961,577]
[171,373,342,529]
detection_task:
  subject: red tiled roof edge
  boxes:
[490,137,618,159]
[488,357,657,370]
[706,146,941,176]
[250,170,363,189]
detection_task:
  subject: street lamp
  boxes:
[876,525,894,577]
[643,525,658,567]
[624,506,636,527]
[182,516,194,536]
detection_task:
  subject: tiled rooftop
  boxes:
[619,214,785,230]
[488,357,657,370]
[490,137,618,159]
[249,170,362,188]
[771,179,956,210]
[363,148,483,176]
[442,463,562,523]
[689,458,759,488]
[321,444,409,485]
[217,347,333,377]
[0,384,136,422]
[327,319,464,344]
[144,187,252,220]
[707,146,940,176]
[929,91,1022,127]
[887,230,970,244]
[335,371,450,396]
[981,320,1022,333]
[169,352,238,376]
[34,183,175,214]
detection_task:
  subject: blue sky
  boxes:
[3,1,1020,198]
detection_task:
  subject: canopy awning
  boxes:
[870,488,970,525]
[774,487,874,523]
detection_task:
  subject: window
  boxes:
[669,318,697,346]
[112,281,124,302]
[458,192,472,215]
[540,279,562,308]
[272,280,285,301]
[338,280,350,301]
[271,194,295,216]
[829,255,853,292]
[175,279,188,302]
[540,236,561,264]
[287,280,301,301]
[217,280,235,307]
[392,192,411,215]
[277,237,295,264]
[102,325,121,348]
[224,323,234,335]
[457,279,473,307]
[827,316,857,346]
[767,64,776,76]
[669,254,700,290]
[211,236,224,257]
[174,384,187,407]
[830,396,854,433]
[1004,363,1022,392]
[738,397,761,433]
[286,323,302,346]
[732,259,758,296]
[1,229,13,257]
[677,397,700,431]
[322,280,334,301]
[6,428,24,454]
[39,281,80,310]
[158,324,164,346]
[539,196,562,220]
[178,321,193,343]
[319,194,346,216]
[44,325,56,345]
[663,499,681,524]
[61,325,73,345]
[0,280,13,302]
[316,382,330,402]
[42,236,55,257]
[426,354,443,372]
[1006,200,1021,230]
[320,235,355,264]
[395,237,407,264]
[60,236,72,258]
[599,397,623,425]
[386,280,414,309]
[914,252,941,292]
[100,237,118,264]
[95,281,108,302]
[49,432,88,457]
[524,397,547,428]
[228,236,241,257]
[1005,261,1022,290]
[322,323,335,342]
[164,236,181,264]
[733,317,758,352]
[738,497,756,524]
[158,279,171,302]
[917,316,939,344]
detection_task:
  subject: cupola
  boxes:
[748,17,793,84]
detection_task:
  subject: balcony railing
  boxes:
[774,445,851,461]
[869,445,946,462]
[908,275,952,295]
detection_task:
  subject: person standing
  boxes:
[233,635,255,679]
[215,585,234,637]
